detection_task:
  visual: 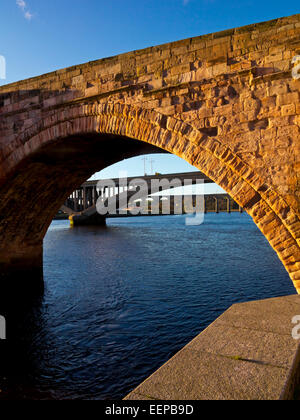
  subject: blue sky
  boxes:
[0,1,299,181]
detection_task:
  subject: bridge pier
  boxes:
[0,244,43,275]
[69,213,106,227]
[225,197,231,214]
[0,243,44,297]
[214,197,219,214]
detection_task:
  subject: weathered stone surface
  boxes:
[0,14,299,291]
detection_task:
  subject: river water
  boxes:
[0,213,295,399]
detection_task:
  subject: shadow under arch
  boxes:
[0,102,299,293]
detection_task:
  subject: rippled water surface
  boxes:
[0,213,295,399]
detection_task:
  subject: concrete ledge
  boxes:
[124,295,300,400]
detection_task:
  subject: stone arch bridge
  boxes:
[0,14,299,292]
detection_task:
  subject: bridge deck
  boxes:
[82,171,214,188]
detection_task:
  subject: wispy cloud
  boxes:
[183,0,190,5]
[16,0,26,10]
[16,0,33,20]
[24,11,33,20]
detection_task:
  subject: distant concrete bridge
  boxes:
[65,171,213,212]
[0,14,299,292]
[60,171,243,224]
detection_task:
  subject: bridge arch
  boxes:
[1,102,300,293]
